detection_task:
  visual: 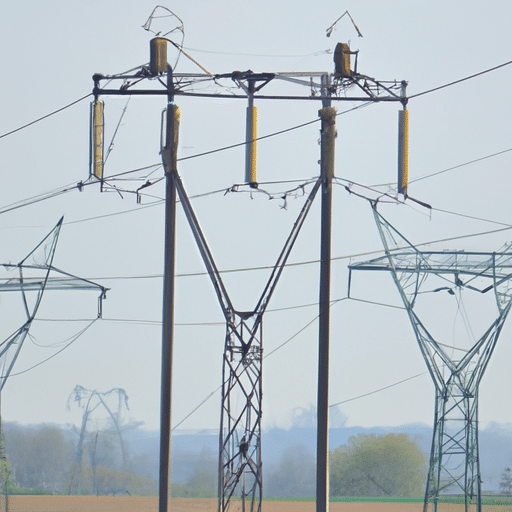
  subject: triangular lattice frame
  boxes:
[349,205,512,512]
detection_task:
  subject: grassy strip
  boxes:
[8,488,62,495]
[430,495,512,506]
[264,497,423,503]
[267,495,512,505]
[331,497,423,503]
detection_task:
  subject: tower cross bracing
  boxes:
[349,206,512,512]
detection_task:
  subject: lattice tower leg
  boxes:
[423,380,482,512]
[218,318,263,512]
[409,313,507,512]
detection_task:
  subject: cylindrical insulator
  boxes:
[398,108,409,195]
[150,37,168,75]
[90,99,104,180]
[334,42,351,78]
[162,104,180,173]
[245,105,257,185]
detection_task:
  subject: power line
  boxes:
[94,298,348,329]
[410,147,512,183]
[176,101,373,164]
[176,118,320,163]
[169,292,425,428]
[409,59,512,99]
[430,207,512,228]
[171,307,322,430]
[100,317,224,327]
[63,183,234,226]
[172,386,220,431]
[7,319,98,378]
[0,182,83,216]
[0,84,507,227]
[183,46,332,58]
[95,163,162,180]
[347,297,404,311]
[335,174,512,230]
[0,105,325,216]
[0,93,92,140]
[75,219,512,284]
[329,371,428,408]
[63,200,163,225]
[63,167,512,232]
[418,225,512,246]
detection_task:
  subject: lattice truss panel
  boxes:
[173,171,321,512]
[349,206,512,511]
[0,219,106,391]
[219,315,263,510]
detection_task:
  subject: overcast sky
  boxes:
[0,1,511,435]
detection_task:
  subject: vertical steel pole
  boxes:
[0,396,8,512]
[159,65,178,512]
[316,76,336,512]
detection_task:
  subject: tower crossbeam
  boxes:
[349,205,512,512]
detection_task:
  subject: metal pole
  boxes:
[0,395,8,512]
[159,65,178,512]
[316,75,336,512]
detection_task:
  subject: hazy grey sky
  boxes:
[0,1,511,434]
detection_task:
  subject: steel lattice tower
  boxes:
[172,171,322,512]
[67,386,130,494]
[0,219,106,507]
[0,218,107,390]
[349,206,512,512]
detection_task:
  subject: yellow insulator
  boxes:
[246,106,257,185]
[398,109,409,195]
[90,99,104,180]
[150,37,168,75]
[334,43,351,78]
[162,104,180,173]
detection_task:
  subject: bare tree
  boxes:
[500,468,512,495]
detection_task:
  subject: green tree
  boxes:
[182,448,217,498]
[330,433,426,497]
[94,465,156,496]
[5,423,74,492]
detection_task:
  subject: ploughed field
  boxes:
[5,496,510,511]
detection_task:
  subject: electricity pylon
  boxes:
[349,205,512,512]
[0,218,107,390]
[173,167,322,511]
[67,386,130,494]
[89,28,407,512]
[0,219,106,508]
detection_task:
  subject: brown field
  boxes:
[4,496,511,512]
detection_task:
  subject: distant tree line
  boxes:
[4,422,156,495]
[174,432,426,499]
[4,421,427,498]
[5,423,73,492]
